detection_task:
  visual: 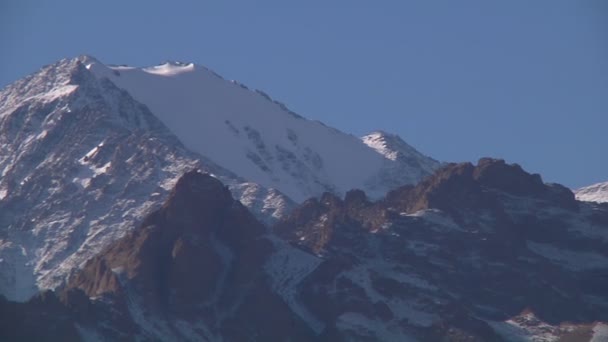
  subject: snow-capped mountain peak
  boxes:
[0,55,438,301]
[363,130,437,167]
[82,58,439,202]
[362,130,407,161]
[361,130,441,192]
[575,181,608,203]
[0,56,292,301]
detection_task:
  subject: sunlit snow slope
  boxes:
[87,58,438,201]
[576,181,608,203]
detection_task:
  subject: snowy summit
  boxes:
[0,55,438,301]
[575,181,608,203]
[84,56,439,201]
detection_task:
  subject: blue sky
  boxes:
[1,0,606,188]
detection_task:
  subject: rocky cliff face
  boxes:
[2,163,607,341]
[65,171,313,341]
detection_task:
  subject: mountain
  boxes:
[85,57,440,201]
[576,181,608,203]
[0,56,438,301]
[1,172,315,341]
[2,163,607,341]
[273,158,608,341]
[0,58,290,301]
[362,131,441,193]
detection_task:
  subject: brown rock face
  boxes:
[384,158,577,217]
[65,170,312,340]
[70,171,265,299]
[473,158,545,196]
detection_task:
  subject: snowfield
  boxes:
[87,57,438,201]
[576,181,608,203]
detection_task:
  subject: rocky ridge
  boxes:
[2,161,607,341]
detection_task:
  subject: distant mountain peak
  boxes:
[162,170,235,222]
[362,130,430,162]
[361,130,441,194]
[575,181,608,203]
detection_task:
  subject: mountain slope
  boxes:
[576,181,608,203]
[274,158,608,340]
[2,164,607,341]
[86,58,439,201]
[1,172,316,341]
[67,171,315,341]
[0,55,438,302]
[0,57,293,301]
[362,131,441,193]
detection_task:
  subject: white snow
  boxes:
[29,85,78,104]
[73,159,111,189]
[576,181,608,203]
[86,59,434,202]
[362,132,402,161]
[591,323,608,342]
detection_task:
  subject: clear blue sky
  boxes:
[1,0,606,188]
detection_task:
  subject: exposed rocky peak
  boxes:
[385,158,577,217]
[344,189,369,206]
[388,161,482,215]
[161,170,234,224]
[473,158,545,196]
[63,171,312,340]
[69,171,264,295]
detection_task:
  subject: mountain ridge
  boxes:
[2,163,607,341]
